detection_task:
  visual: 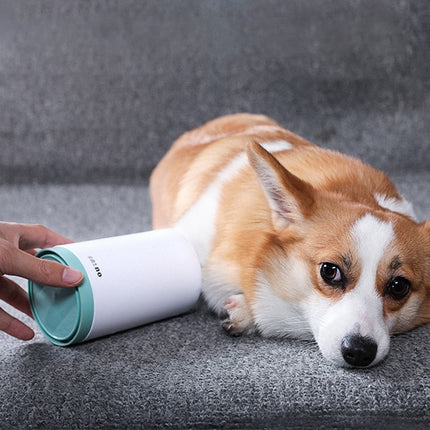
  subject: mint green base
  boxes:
[29,247,94,346]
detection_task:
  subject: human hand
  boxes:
[0,222,83,340]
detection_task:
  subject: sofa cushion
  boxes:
[0,180,429,429]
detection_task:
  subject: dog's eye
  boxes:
[386,277,411,300]
[320,263,343,286]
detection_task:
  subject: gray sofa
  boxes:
[1,1,429,428]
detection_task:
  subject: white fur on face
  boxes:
[306,214,395,366]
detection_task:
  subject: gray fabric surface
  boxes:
[0,178,429,429]
[0,0,429,428]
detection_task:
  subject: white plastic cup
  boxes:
[28,229,201,346]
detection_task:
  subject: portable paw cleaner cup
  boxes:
[28,229,201,346]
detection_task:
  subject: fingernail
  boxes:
[62,267,83,285]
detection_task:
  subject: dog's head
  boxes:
[247,142,430,367]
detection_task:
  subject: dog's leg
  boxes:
[220,294,255,336]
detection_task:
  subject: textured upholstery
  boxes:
[0,1,429,428]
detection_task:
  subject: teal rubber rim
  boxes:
[28,247,94,346]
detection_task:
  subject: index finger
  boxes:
[0,243,83,288]
[13,223,73,251]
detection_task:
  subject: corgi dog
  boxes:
[150,113,430,367]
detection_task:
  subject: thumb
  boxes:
[2,244,83,287]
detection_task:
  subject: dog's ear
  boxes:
[422,220,430,256]
[246,142,315,230]
[417,220,430,325]
[422,219,430,270]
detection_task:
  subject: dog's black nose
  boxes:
[341,334,377,367]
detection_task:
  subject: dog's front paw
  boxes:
[220,294,255,336]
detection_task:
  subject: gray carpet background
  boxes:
[0,1,429,429]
